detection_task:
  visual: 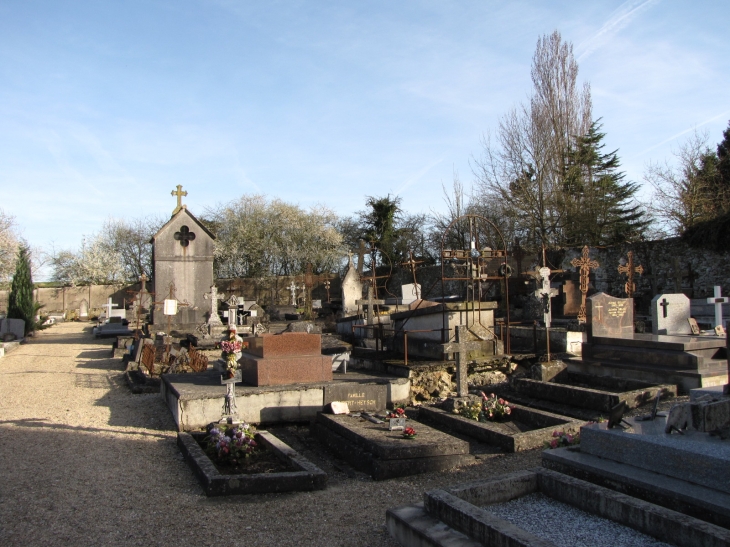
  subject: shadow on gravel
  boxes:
[0,418,171,439]
[76,349,114,360]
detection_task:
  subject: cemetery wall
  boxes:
[0,283,134,314]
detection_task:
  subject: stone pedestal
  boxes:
[238,332,331,387]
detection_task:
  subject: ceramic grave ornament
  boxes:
[534,267,558,328]
[651,293,691,335]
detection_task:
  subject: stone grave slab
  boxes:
[323,383,386,412]
[417,405,582,452]
[652,293,692,335]
[513,372,676,413]
[0,318,25,340]
[178,430,327,496]
[310,412,473,480]
[588,292,633,337]
[387,468,730,547]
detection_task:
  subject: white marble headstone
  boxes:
[401,283,421,305]
[341,263,363,316]
[651,293,691,335]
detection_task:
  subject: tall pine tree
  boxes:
[7,246,34,335]
[562,121,648,245]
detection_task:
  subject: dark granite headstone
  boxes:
[588,292,633,337]
[323,383,387,412]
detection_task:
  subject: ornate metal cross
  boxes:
[618,251,643,298]
[126,274,154,336]
[171,185,187,214]
[570,246,599,324]
[173,225,196,247]
[400,250,424,299]
[442,326,484,397]
[706,286,729,328]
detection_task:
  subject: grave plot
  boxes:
[512,372,677,413]
[177,430,327,496]
[310,413,474,480]
[417,404,583,452]
[387,468,730,547]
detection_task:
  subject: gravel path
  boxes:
[0,322,544,547]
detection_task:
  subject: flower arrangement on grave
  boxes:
[205,422,259,464]
[402,426,417,439]
[454,392,513,422]
[543,430,580,449]
[387,406,406,419]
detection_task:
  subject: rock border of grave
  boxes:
[418,404,583,452]
[124,369,161,394]
[177,430,327,496]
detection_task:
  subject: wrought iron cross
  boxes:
[618,251,643,298]
[400,250,424,299]
[570,246,599,324]
[171,184,187,214]
[174,225,196,247]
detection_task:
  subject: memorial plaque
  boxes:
[588,292,633,337]
[323,383,387,412]
[388,417,406,431]
[651,293,691,335]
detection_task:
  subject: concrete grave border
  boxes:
[177,430,327,496]
[418,404,583,452]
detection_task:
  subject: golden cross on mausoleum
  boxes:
[617,251,643,298]
[570,245,599,324]
[171,185,188,214]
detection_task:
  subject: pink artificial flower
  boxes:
[552,430,560,438]
[489,393,496,399]
[550,439,558,448]
[566,434,573,443]
[498,398,505,405]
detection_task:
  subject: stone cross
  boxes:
[356,285,385,326]
[400,250,423,299]
[570,246,599,324]
[442,326,484,397]
[618,251,643,298]
[100,297,118,320]
[707,286,729,328]
[534,267,558,328]
[659,298,670,318]
[204,285,224,325]
[171,184,188,214]
[356,239,369,275]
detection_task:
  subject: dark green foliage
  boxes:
[712,121,730,214]
[681,210,730,252]
[361,195,403,265]
[562,120,649,245]
[7,246,34,335]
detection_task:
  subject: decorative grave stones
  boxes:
[323,382,387,412]
[652,293,692,335]
[587,292,633,337]
[310,412,473,480]
[341,253,364,316]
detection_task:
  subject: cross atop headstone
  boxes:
[204,285,224,325]
[570,246,599,324]
[618,251,643,298]
[707,286,729,328]
[356,285,385,326]
[442,326,484,397]
[400,250,424,299]
[534,266,558,328]
[659,297,670,318]
[100,297,118,320]
[171,184,188,215]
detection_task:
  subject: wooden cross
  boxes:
[171,185,187,214]
[442,326,484,397]
[356,284,385,326]
[659,298,670,318]
[706,286,729,328]
[570,246,599,324]
[174,225,196,247]
[618,251,643,298]
[400,250,424,299]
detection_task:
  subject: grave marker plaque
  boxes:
[588,292,633,338]
[651,293,691,335]
[323,383,387,411]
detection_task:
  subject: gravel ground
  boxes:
[0,322,546,547]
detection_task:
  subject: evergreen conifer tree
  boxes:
[7,245,34,335]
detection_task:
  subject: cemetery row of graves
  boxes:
[2,190,730,546]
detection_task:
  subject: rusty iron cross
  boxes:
[171,185,187,214]
[618,251,643,298]
[400,250,424,299]
[570,246,599,324]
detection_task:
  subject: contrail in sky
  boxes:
[633,109,730,159]
[577,0,661,62]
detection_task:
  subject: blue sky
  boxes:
[1,0,728,278]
